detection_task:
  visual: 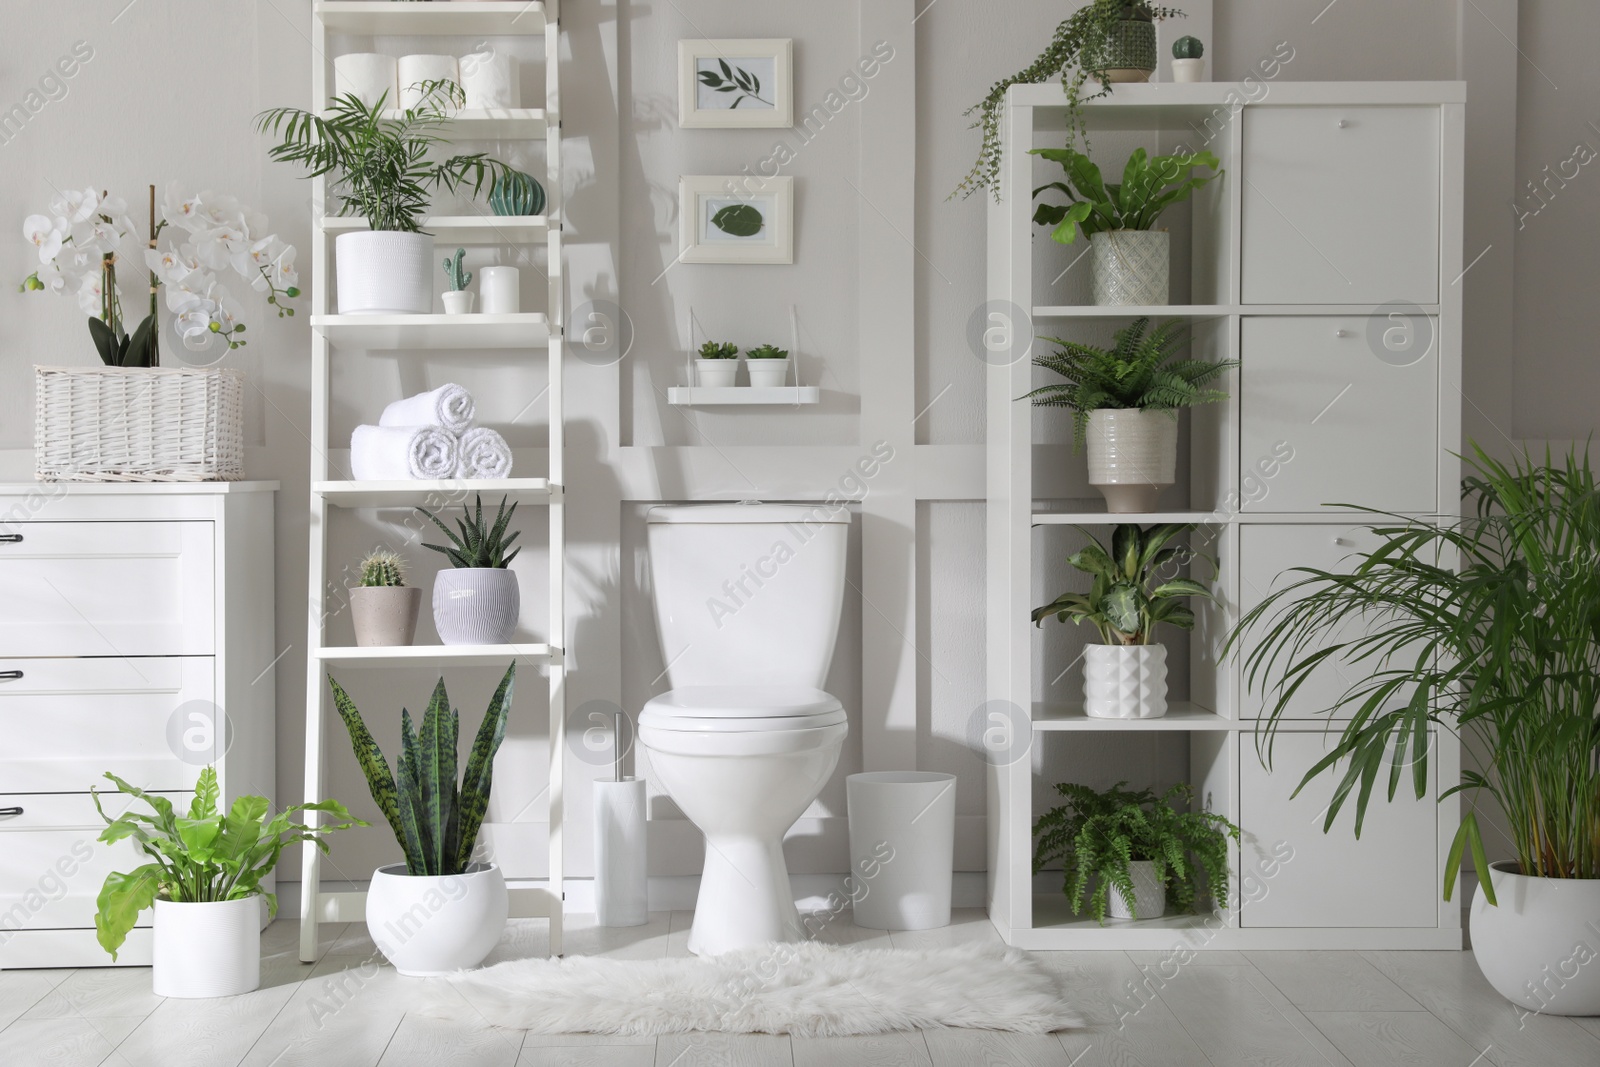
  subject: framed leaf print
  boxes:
[678,39,793,129]
[679,176,794,264]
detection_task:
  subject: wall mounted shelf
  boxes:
[315,478,555,509]
[667,386,821,406]
[322,215,550,245]
[312,313,550,350]
[378,108,548,138]
[316,1,547,36]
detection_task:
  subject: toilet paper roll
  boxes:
[459,49,520,109]
[594,778,648,927]
[333,53,398,110]
[397,54,460,111]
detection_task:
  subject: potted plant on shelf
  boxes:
[418,494,521,645]
[1034,781,1239,923]
[442,248,474,315]
[745,344,789,388]
[1170,36,1206,82]
[257,82,512,315]
[1033,522,1215,719]
[92,766,361,997]
[1227,445,1600,1015]
[1031,146,1221,306]
[954,1,1185,200]
[328,665,516,976]
[1026,317,1235,513]
[350,548,422,647]
[695,340,740,388]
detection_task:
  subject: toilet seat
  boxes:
[640,685,847,733]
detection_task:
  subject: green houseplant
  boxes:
[441,247,474,315]
[328,665,516,975]
[350,548,421,648]
[745,344,790,388]
[1034,522,1215,719]
[1226,444,1600,1013]
[92,767,361,996]
[1026,317,1236,512]
[696,339,740,388]
[419,494,522,645]
[1034,781,1239,923]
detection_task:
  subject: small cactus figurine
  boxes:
[1172,36,1204,59]
[359,549,406,588]
[443,248,472,292]
[1171,36,1205,82]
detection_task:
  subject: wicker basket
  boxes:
[34,365,245,482]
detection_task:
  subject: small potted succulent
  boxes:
[328,665,515,975]
[350,549,422,647]
[696,340,739,388]
[441,248,474,315]
[744,344,789,388]
[1171,35,1205,82]
[1034,781,1239,923]
[418,494,521,645]
[1033,522,1216,719]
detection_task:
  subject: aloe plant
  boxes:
[359,549,406,588]
[328,664,515,877]
[418,494,520,570]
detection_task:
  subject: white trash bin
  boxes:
[846,771,956,930]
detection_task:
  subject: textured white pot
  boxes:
[441,290,475,315]
[151,897,261,998]
[433,568,520,645]
[1089,230,1170,306]
[1106,860,1168,921]
[1083,643,1168,719]
[1171,58,1206,82]
[746,360,790,388]
[696,359,738,388]
[1470,861,1600,1015]
[335,231,434,315]
[366,863,508,977]
[1086,408,1178,513]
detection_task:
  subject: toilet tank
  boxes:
[646,504,849,688]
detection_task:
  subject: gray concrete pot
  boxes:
[433,568,520,645]
[350,587,422,647]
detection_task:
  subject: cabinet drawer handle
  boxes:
[0,534,21,543]
[1337,119,1349,128]
[0,670,20,680]
[0,807,22,817]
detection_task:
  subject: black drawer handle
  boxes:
[0,807,22,817]
[0,534,20,543]
[0,671,21,681]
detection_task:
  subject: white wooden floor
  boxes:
[4,910,1599,1066]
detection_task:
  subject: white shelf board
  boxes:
[321,215,549,244]
[378,108,547,138]
[315,479,554,508]
[1021,893,1232,948]
[312,313,550,350]
[315,644,554,667]
[1032,510,1224,526]
[668,387,821,406]
[1032,701,1231,731]
[317,1,546,35]
[1034,305,1234,319]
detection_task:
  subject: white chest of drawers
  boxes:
[0,481,277,968]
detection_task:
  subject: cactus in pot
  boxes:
[1170,35,1205,81]
[441,247,474,314]
[350,549,422,647]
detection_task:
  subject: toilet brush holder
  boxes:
[594,777,648,927]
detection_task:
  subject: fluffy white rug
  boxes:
[422,941,1081,1036]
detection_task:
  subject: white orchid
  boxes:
[50,187,99,226]
[23,214,66,262]
[74,270,104,318]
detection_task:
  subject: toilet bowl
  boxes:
[639,504,851,956]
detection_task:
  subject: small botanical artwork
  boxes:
[679,40,793,129]
[680,176,793,264]
[706,199,766,240]
[695,56,776,111]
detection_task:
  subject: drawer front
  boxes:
[1240,316,1438,513]
[1239,732,1437,928]
[0,521,214,656]
[0,658,216,793]
[1241,105,1440,304]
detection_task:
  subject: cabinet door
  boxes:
[1242,106,1439,304]
[1239,732,1438,928]
[1240,316,1438,513]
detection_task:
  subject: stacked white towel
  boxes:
[350,425,459,481]
[457,426,513,479]
[353,384,515,481]
[379,383,475,435]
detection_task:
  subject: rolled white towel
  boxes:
[456,427,513,479]
[379,384,475,435]
[351,425,459,481]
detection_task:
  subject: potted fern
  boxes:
[329,666,515,976]
[1034,781,1239,922]
[1026,317,1235,513]
[418,494,521,645]
[350,548,421,647]
[1034,522,1215,719]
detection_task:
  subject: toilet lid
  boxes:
[640,686,847,732]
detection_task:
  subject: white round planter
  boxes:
[1106,860,1168,921]
[746,360,790,388]
[441,290,475,315]
[696,359,738,388]
[433,568,520,645]
[1083,643,1168,719]
[151,896,261,998]
[1171,58,1206,82]
[366,862,508,977]
[1086,408,1178,513]
[1089,230,1170,306]
[335,231,435,315]
[1470,861,1600,1015]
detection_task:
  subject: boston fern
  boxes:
[419,494,521,569]
[328,665,515,877]
[1034,781,1240,923]
[1025,317,1237,450]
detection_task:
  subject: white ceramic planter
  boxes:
[350,586,422,647]
[1083,643,1168,719]
[366,862,508,977]
[696,359,738,388]
[1470,861,1600,1015]
[151,897,261,998]
[1106,860,1168,921]
[1171,58,1206,82]
[1089,230,1170,306]
[335,231,434,315]
[1086,408,1178,513]
[441,290,475,315]
[746,360,790,388]
[433,568,520,645]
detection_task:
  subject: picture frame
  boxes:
[678,176,794,265]
[678,39,793,129]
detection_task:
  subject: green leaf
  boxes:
[188,766,220,820]
[419,678,457,877]
[95,865,163,961]
[1101,583,1143,638]
[327,675,406,848]
[710,203,764,237]
[457,664,515,872]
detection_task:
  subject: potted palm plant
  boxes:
[1026,317,1235,513]
[1228,445,1600,1015]
[1034,522,1216,719]
[350,548,421,647]
[1035,781,1239,922]
[328,666,516,976]
[257,82,512,314]
[92,767,361,997]
[418,494,521,645]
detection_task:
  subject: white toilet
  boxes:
[638,503,850,956]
